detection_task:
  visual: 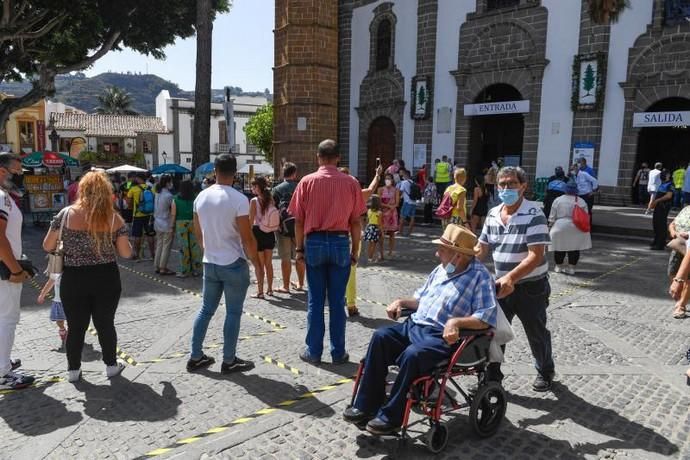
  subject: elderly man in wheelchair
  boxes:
[343,224,500,440]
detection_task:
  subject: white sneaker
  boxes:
[67,369,82,383]
[566,265,576,275]
[106,361,126,378]
[554,264,563,273]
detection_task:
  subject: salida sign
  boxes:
[633,111,690,127]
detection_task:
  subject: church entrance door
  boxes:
[367,116,396,182]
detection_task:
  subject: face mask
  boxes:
[385,179,393,187]
[498,188,520,206]
[445,255,458,275]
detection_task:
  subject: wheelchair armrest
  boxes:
[459,327,492,337]
[400,308,415,318]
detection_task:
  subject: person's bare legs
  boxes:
[673,280,690,318]
[147,235,156,260]
[279,258,291,292]
[379,237,384,261]
[132,237,142,260]
[264,249,274,295]
[387,233,395,256]
[253,252,265,297]
[407,216,415,236]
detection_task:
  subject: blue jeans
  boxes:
[304,232,351,360]
[190,259,250,362]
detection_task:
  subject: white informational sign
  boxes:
[463,100,530,117]
[578,58,598,105]
[633,111,690,128]
[572,142,595,167]
[413,144,427,168]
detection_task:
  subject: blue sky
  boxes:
[84,0,274,92]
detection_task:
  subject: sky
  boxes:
[84,0,274,92]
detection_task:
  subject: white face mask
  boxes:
[385,179,393,187]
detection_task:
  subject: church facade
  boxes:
[274,0,690,203]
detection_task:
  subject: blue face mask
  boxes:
[445,255,458,275]
[498,188,520,206]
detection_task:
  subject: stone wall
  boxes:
[273,0,339,177]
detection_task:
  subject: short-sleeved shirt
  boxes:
[657,181,674,196]
[367,209,381,226]
[173,197,194,221]
[193,184,249,266]
[153,189,174,232]
[479,199,551,282]
[288,165,366,235]
[648,169,662,192]
[272,179,298,208]
[446,183,466,218]
[49,208,128,267]
[0,187,22,258]
[411,259,497,330]
[397,180,415,205]
[127,184,150,218]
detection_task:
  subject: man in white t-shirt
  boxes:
[646,162,663,214]
[187,154,259,374]
[0,153,34,390]
[397,169,417,236]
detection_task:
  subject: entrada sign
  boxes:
[464,100,530,117]
[633,111,690,127]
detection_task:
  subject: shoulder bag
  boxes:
[571,196,591,233]
[46,207,69,275]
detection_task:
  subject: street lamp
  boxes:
[162,151,167,164]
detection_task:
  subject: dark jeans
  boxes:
[423,202,433,223]
[353,319,453,426]
[61,263,121,371]
[304,232,351,360]
[436,181,452,198]
[554,250,580,265]
[673,189,683,208]
[488,277,554,381]
[639,185,650,205]
[652,201,671,248]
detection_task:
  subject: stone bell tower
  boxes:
[273,0,338,177]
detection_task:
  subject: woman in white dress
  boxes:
[549,181,592,274]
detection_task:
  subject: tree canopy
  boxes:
[0,0,230,128]
[244,104,273,163]
[95,86,137,115]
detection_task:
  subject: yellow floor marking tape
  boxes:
[118,264,287,329]
[135,376,354,459]
[551,256,641,301]
[0,376,63,396]
[260,355,302,375]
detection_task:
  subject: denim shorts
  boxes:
[401,202,416,219]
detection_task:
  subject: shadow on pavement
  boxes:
[199,371,335,418]
[349,315,396,331]
[0,380,83,435]
[508,381,679,457]
[74,379,181,422]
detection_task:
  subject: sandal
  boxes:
[291,281,305,291]
[673,306,687,319]
[250,293,265,299]
[347,306,360,317]
[266,290,274,296]
[275,287,290,294]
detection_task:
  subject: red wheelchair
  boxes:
[349,327,507,453]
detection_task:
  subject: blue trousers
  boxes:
[190,259,250,363]
[304,232,351,360]
[353,320,453,426]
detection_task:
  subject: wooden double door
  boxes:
[367,117,396,183]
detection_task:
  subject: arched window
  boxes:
[375,19,392,71]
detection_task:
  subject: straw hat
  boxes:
[431,224,479,256]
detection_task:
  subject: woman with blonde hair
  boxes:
[43,171,132,382]
[444,168,469,229]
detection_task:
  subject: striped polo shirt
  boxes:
[479,199,550,282]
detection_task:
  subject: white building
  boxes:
[155,90,270,170]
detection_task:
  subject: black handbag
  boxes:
[0,258,38,280]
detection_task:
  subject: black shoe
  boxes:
[299,349,321,365]
[343,407,373,424]
[221,357,255,374]
[332,352,349,365]
[366,417,400,436]
[532,374,552,392]
[186,354,215,372]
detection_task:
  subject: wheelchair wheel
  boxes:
[469,382,507,438]
[425,422,448,454]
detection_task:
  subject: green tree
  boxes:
[0,0,230,130]
[95,86,137,115]
[582,64,596,97]
[244,104,273,163]
[417,85,426,110]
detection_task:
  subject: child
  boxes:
[37,273,67,347]
[364,194,384,262]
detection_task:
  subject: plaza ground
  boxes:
[1,223,689,459]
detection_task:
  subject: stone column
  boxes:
[412,0,439,172]
[273,0,339,177]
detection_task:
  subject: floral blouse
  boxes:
[50,208,128,267]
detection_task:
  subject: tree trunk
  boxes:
[192,0,213,171]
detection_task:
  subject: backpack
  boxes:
[277,195,295,237]
[259,203,281,233]
[408,180,422,201]
[435,192,454,219]
[138,186,155,214]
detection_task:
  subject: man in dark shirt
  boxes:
[272,162,304,293]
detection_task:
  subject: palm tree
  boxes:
[95,86,138,115]
[192,0,213,171]
[587,0,630,25]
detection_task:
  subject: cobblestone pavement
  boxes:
[1,224,689,459]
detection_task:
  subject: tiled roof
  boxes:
[51,113,168,137]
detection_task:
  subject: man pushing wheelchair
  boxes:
[343,224,503,436]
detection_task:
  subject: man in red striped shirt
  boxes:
[289,139,366,365]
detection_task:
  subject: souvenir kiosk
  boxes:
[21,152,79,225]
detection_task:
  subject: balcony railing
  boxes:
[216,143,241,153]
